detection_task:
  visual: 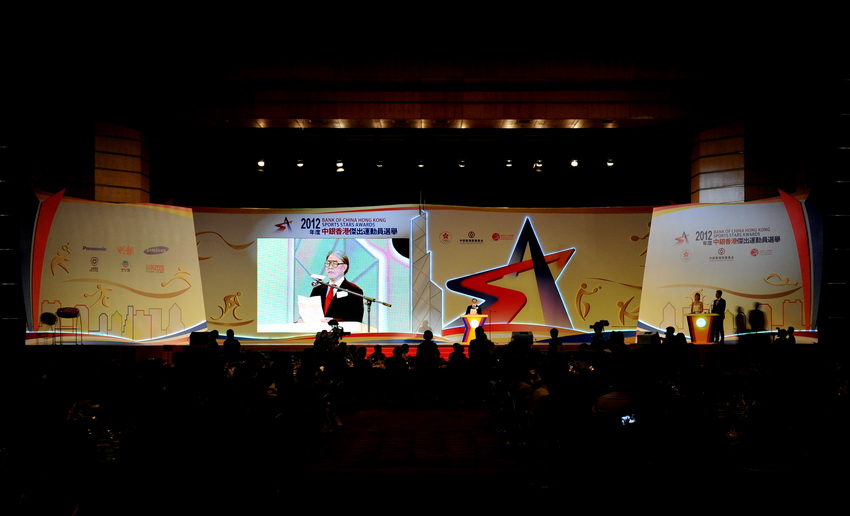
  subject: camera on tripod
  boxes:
[590,320,609,332]
[327,320,351,342]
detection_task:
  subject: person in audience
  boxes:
[223,328,241,360]
[368,344,387,365]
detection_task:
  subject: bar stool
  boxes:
[56,307,81,345]
[39,312,58,345]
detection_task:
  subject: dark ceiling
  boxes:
[4,39,843,210]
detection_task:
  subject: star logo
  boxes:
[275,217,293,232]
[446,218,575,328]
[674,231,689,245]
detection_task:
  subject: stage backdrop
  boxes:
[639,191,821,342]
[420,206,654,343]
[24,191,820,346]
[26,191,207,345]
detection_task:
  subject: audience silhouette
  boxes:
[5,321,846,508]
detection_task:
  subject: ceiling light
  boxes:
[505,159,513,167]
[376,160,383,168]
[418,160,425,168]
[296,160,304,168]
[606,158,615,167]
[570,159,579,167]
[257,160,265,167]
[458,159,466,168]
[336,159,344,168]
[533,159,543,172]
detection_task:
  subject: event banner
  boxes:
[639,191,820,341]
[28,192,207,344]
[423,206,654,342]
[192,206,420,340]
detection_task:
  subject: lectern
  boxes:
[686,313,717,344]
[460,314,488,344]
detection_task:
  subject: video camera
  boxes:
[590,320,609,332]
[327,320,351,342]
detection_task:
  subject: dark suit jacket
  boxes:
[311,279,364,323]
[465,304,483,315]
[712,298,726,319]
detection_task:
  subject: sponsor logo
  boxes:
[440,232,452,244]
[751,248,773,257]
[460,231,483,244]
[83,246,107,252]
[144,246,169,255]
[751,248,759,257]
[674,232,689,245]
[492,233,515,241]
[709,248,734,261]
[681,250,692,261]
[121,260,130,272]
[118,245,134,255]
[146,264,165,273]
[89,256,100,272]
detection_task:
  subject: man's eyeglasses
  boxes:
[324,261,344,268]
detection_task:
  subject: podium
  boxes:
[686,313,717,344]
[460,314,488,344]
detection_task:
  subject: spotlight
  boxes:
[570,159,579,167]
[296,160,304,168]
[606,158,615,167]
[418,160,425,168]
[336,159,343,168]
[533,159,543,172]
[376,159,383,168]
[458,159,466,168]
[257,160,265,167]
[505,159,513,167]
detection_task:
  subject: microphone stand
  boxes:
[488,309,495,340]
[312,279,391,333]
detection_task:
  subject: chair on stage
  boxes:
[56,307,82,345]
[39,312,58,345]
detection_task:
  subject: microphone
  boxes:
[311,274,327,287]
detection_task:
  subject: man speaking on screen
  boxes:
[310,250,364,323]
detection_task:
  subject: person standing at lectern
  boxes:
[465,298,483,315]
[690,292,704,314]
[311,250,364,323]
[710,290,726,344]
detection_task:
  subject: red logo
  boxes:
[492,233,501,241]
[718,248,726,255]
[468,231,476,239]
[751,248,759,257]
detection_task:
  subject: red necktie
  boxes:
[324,285,335,313]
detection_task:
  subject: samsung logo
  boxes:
[144,246,169,255]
